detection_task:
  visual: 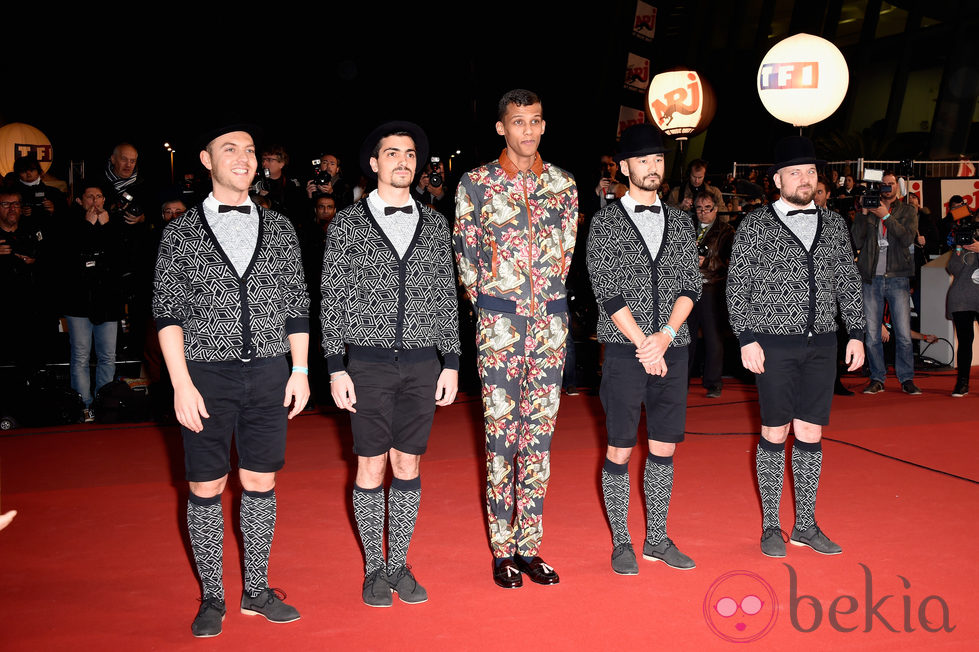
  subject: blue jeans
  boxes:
[66,317,118,407]
[862,276,913,383]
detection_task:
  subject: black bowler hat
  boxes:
[615,123,670,165]
[197,122,264,153]
[771,136,826,173]
[359,121,429,181]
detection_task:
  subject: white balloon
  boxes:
[757,33,849,127]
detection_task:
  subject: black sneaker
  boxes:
[240,587,300,623]
[862,380,885,394]
[901,380,922,395]
[705,387,722,398]
[387,564,428,604]
[191,597,226,638]
[951,381,969,398]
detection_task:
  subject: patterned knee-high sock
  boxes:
[387,476,421,574]
[187,492,224,600]
[241,488,276,597]
[644,453,673,545]
[353,484,385,574]
[756,438,785,530]
[792,440,823,531]
[602,458,631,546]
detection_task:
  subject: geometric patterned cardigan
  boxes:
[586,199,702,347]
[320,198,461,374]
[152,204,309,362]
[727,203,865,346]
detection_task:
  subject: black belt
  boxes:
[476,294,568,315]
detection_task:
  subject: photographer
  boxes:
[61,181,127,421]
[946,210,979,397]
[305,153,352,209]
[0,188,49,376]
[13,157,65,224]
[413,156,451,216]
[256,144,305,221]
[851,171,920,395]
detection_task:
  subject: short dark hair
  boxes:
[13,157,42,175]
[77,179,106,196]
[498,89,541,121]
[261,144,289,166]
[692,191,716,207]
[370,131,412,159]
[688,158,708,173]
[0,186,23,200]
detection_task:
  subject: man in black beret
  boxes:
[727,136,865,558]
[322,121,460,607]
[587,123,701,575]
[153,124,310,637]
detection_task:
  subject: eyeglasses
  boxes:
[695,206,716,213]
[0,201,22,209]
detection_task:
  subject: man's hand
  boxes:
[435,369,458,406]
[962,239,979,253]
[124,211,145,224]
[331,373,357,413]
[174,380,209,433]
[869,203,889,220]
[881,324,890,343]
[0,510,16,532]
[636,331,671,364]
[741,341,766,374]
[284,371,310,418]
[643,359,668,377]
[0,240,10,255]
[42,199,55,214]
[680,197,693,211]
[845,339,865,371]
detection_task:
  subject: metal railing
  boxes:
[732,159,977,181]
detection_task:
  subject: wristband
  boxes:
[291,366,308,375]
[882,213,891,221]
[329,371,347,384]
[660,325,677,340]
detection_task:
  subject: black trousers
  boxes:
[687,282,726,389]
[952,311,979,381]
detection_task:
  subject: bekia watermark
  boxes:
[704,564,954,642]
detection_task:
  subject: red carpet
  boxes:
[1,370,977,650]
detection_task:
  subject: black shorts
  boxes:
[599,344,689,446]
[182,356,290,483]
[754,335,836,427]
[347,353,441,457]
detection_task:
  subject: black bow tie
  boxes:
[384,205,412,216]
[786,208,817,216]
[217,204,251,214]
[634,204,661,214]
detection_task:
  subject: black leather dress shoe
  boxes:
[493,559,523,589]
[513,556,560,585]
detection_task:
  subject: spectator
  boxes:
[594,154,627,212]
[13,156,65,223]
[256,144,304,222]
[0,188,49,376]
[946,217,979,397]
[413,157,452,216]
[687,191,734,397]
[851,171,920,395]
[306,152,353,209]
[61,180,127,421]
[939,195,968,253]
[668,158,723,212]
[103,142,149,226]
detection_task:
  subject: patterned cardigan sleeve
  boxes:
[321,213,351,373]
[829,213,866,339]
[726,214,759,345]
[586,208,627,316]
[152,220,191,331]
[280,222,310,336]
[432,213,461,369]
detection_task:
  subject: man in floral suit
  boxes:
[454,89,578,589]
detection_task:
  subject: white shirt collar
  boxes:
[621,191,662,213]
[203,192,257,214]
[367,189,416,216]
[774,198,816,215]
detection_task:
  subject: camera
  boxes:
[950,205,978,246]
[428,157,443,188]
[858,168,891,209]
[310,159,332,186]
[116,191,142,218]
[26,189,48,213]
[697,243,709,257]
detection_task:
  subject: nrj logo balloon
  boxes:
[757,33,849,127]
[704,570,779,643]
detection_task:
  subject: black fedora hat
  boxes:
[771,136,826,173]
[197,122,264,153]
[615,123,670,165]
[359,121,429,181]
